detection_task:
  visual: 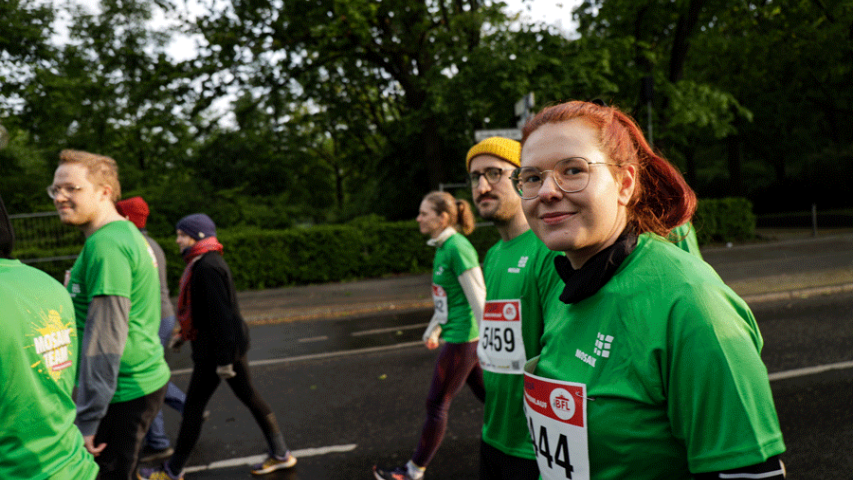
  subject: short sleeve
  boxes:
[81,241,133,299]
[665,284,785,473]
[449,235,480,276]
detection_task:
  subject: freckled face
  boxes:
[520,119,635,268]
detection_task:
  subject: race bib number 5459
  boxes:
[523,358,590,480]
[478,299,526,374]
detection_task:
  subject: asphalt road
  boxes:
[148,289,853,479]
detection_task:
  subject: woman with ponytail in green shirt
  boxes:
[515,101,786,480]
[373,191,486,480]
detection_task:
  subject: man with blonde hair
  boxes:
[49,149,170,480]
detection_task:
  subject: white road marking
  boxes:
[298,335,329,343]
[183,443,358,473]
[171,344,853,381]
[170,341,423,376]
[351,322,429,336]
[171,361,849,474]
[768,359,853,382]
[167,355,852,474]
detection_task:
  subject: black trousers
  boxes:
[480,439,540,480]
[168,353,283,472]
[93,383,167,480]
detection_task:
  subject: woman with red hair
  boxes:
[513,101,786,479]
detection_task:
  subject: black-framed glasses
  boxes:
[468,167,512,186]
[47,184,83,199]
[510,157,618,199]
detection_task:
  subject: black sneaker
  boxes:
[139,446,174,464]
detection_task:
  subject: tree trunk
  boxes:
[669,0,706,84]
[660,0,706,114]
[726,134,744,197]
[421,115,445,189]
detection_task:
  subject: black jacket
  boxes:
[189,251,250,366]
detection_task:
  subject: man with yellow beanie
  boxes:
[467,137,564,480]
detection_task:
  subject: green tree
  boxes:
[190,0,618,219]
[0,0,57,101]
[0,0,59,212]
[574,0,751,191]
[189,1,510,218]
[12,0,198,188]
[691,0,853,210]
[574,0,853,211]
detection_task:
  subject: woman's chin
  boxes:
[531,227,581,253]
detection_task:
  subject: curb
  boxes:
[243,283,853,325]
[740,283,853,305]
[244,301,432,325]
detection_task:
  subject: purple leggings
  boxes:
[412,341,485,467]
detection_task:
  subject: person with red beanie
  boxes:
[115,196,187,464]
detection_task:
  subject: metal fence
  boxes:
[9,211,82,264]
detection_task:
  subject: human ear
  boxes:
[100,184,113,202]
[616,164,637,206]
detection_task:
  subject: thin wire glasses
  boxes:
[47,184,83,199]
[468,167,512,186]
[510,157,619,199]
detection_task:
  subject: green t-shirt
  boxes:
[432,232,480,343]
[667,222,702,259]
[67,221,170,402]
[480,229,563,459]
[0,259,99,480]
[528,234,785,479]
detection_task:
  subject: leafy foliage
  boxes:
[1,0,851,230]
[693,197,756,244]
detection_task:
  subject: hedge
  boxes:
[150,222,501,292]
[18,198,752,290]
[692,197,756,245]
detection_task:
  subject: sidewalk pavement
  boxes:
[236,231,853,325]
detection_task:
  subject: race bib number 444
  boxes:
[478,300,526,374]
[523,359,590,480]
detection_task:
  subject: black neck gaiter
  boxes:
[554,229,638,305]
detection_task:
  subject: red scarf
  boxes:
[176,237,224,340]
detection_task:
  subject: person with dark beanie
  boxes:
[137,214,295,479]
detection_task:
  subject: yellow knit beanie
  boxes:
[466,137,521,170]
